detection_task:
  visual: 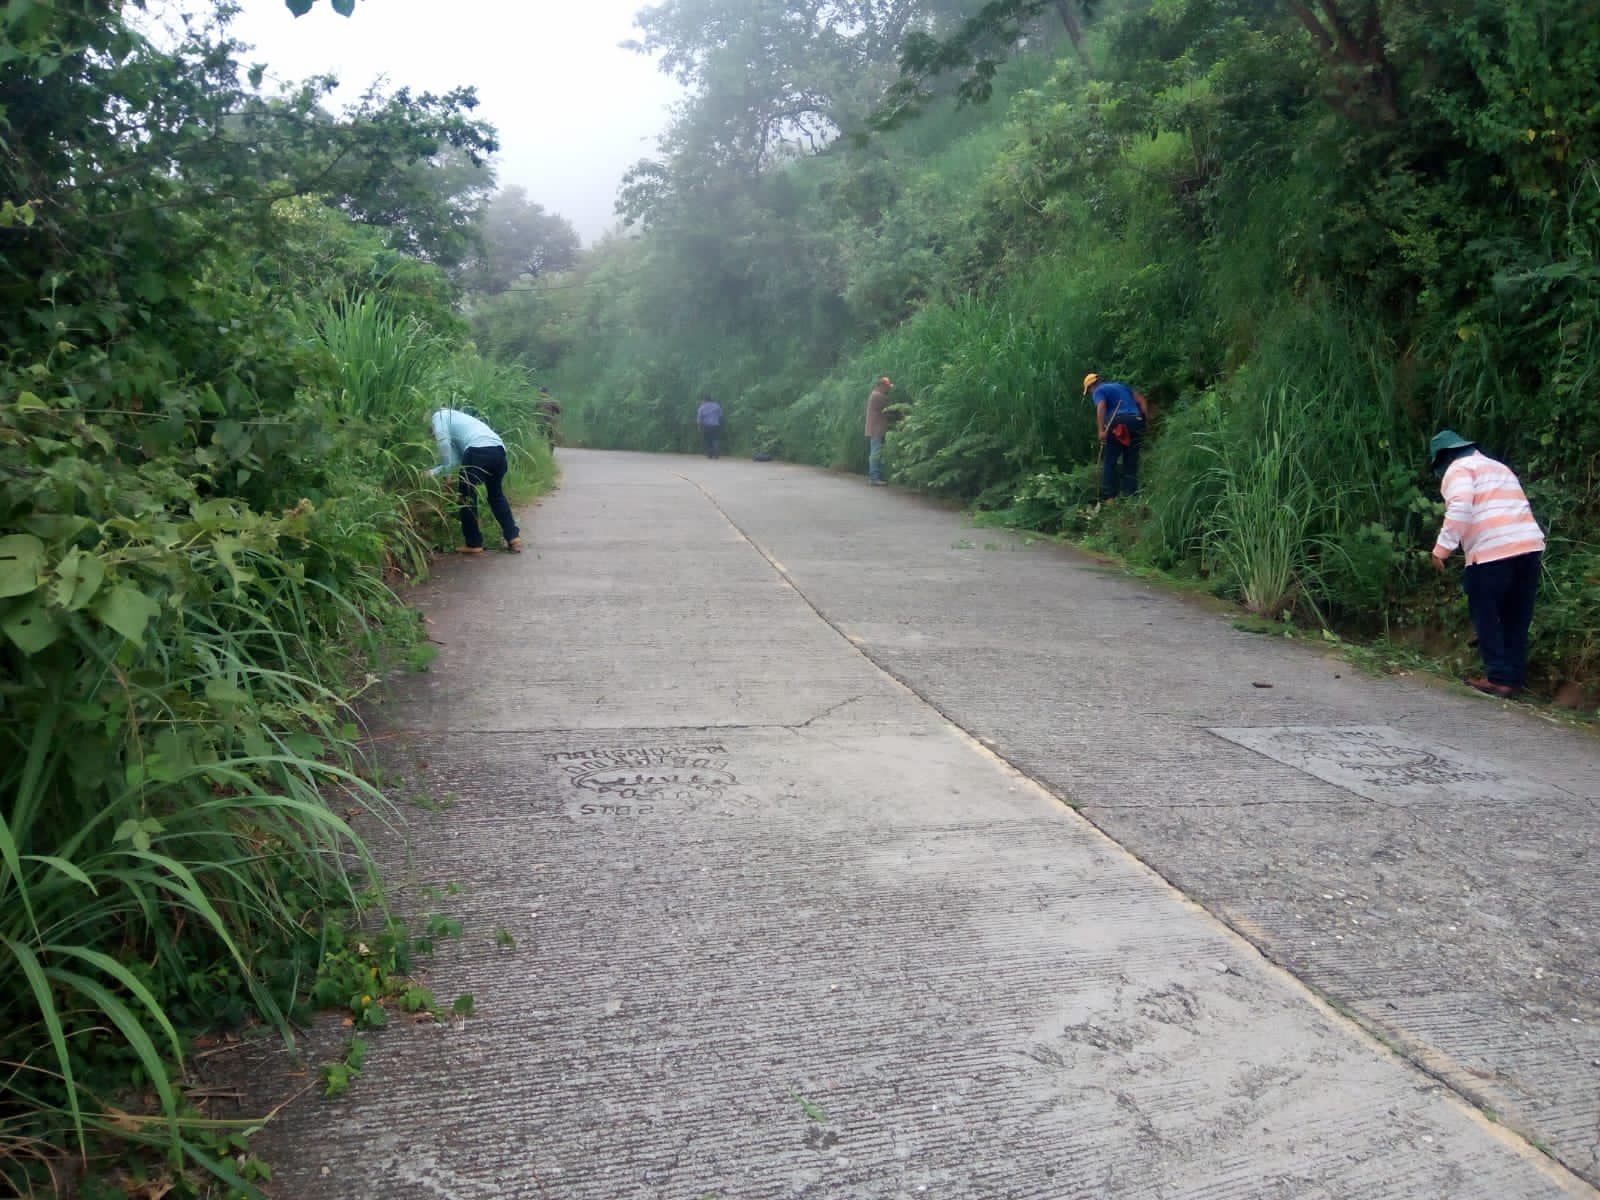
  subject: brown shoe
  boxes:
[507,537,523,553]
[456,545,485,556]
[1465,678,1514,698]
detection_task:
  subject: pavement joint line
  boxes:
[377,711,905,739]
[677,469,1600,1196]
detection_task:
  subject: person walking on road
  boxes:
[1084,373,1150,499]
[1428,430,1545,698]
[865,376,894,486]
[534,387,562,445]
[429,407,521,555]
[697,394,724,459]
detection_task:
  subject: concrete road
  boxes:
[250,450,1599,1199]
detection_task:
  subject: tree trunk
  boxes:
[1052,0,1092,66]
[1286,0,1399,126]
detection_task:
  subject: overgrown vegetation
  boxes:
[1,3,553,1193]
[519,0,1599,701]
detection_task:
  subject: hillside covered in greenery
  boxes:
[500,0,1599,698]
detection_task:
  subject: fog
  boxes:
[218,0,683,243]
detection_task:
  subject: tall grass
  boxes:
[1,290,554,1194]
[1200,424,1328,618]
[0,524,397,1193]
[313,292,446,421]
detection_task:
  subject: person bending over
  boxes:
[1428,429,1545,697]
[1084,372,1150,499]
[430,407,521,554]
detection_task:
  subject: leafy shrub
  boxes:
[0,3,553,1190]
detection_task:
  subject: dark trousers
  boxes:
[458,445,519,548]
[1101,423,1143,498]
[1463,551,1541,688]
[701,426,722,458]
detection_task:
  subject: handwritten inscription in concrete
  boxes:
[1209,725,1575,806]
[545,743,740,814]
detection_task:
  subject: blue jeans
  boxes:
[1463,551,1541,688]
[458,445,519,548]
[702,426,722,458]
[868,435,885,482]
[1101,422,1143,498]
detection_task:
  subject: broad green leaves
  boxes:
[92,584,161,647]
[2,601,58,654]
[51,549,105,612]
[0,535,43,598]
[0,0,558,1188]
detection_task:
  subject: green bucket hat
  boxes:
[1428,429,1476,474]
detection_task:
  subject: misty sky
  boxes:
[219,0,683,243]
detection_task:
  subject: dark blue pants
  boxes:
[1463,551,1541,688]
[458,445,518,548]
[1101,423,1143,498]
[702,426,722,458]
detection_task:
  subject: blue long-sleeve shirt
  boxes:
[430,409,504,476]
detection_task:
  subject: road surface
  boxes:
[246,449,1600,1199]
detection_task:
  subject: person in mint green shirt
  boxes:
[429,408,521,554]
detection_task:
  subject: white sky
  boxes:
[217,0,683,243]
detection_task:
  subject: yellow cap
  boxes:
[1082,372,1101,394]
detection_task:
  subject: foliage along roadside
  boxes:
[1,4,554,1194]
[516,0,1599,702]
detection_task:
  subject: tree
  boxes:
[868,0,1099,132]
[1,8,498,337]
[618,0,958,226]
[465,186,582,294]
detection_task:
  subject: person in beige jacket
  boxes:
[865,376,894,486]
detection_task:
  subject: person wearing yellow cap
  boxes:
[1084,372,1150,499]
[865,376,895,486]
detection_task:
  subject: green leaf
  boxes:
[332,0,356,14]
[452,993,475,1017]
[0,534,44,598]
[2,598,60,654]
[285,0,314,14]
[321,1061,352,1097]
[205,678,251,706]
[4,939,84,1154]
[114,817,164,853]
[93,582,161,646]
[791,1091,828,1123]
[47,965,180,1133]
[212,535,255,591]
[20,513,91,542]
[53,548,107,611]
[22,854,97,891]
[132,272,167,303]
[49,945,181,1061]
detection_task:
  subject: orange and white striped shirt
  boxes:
[1433,451,1545,566]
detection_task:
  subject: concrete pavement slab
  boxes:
[242,450,1596,1198]
[674,451,1600,1187]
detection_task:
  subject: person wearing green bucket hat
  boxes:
[1428,429,1545,698]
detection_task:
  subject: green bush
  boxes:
[0,3,554,1188]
